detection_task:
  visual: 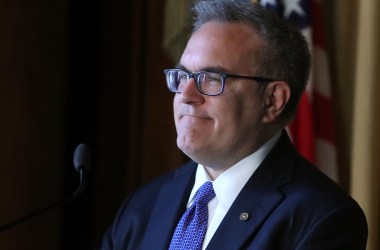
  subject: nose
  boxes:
[179,78,205,104]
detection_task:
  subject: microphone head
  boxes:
[73,144,92,172]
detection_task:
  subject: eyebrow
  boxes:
[175,64,229,73]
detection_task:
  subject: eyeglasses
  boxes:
[164,69,274,96]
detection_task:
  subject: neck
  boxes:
[202,129,282,180]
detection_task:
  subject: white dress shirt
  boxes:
[185,131,281,249]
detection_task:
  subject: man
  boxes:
[101,0,367,249]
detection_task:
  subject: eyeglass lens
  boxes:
[166,70,223,95]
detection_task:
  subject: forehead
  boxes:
[180,21,264,73]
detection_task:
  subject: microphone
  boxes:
[0,143,92,233]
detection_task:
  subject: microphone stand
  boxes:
[0,167,87,233]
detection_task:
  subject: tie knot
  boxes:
[193,181,215,206]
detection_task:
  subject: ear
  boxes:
[262,81,291,123]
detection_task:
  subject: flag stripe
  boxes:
[311,0,325,49]
[289,92,315,163]
[314,92,335,144]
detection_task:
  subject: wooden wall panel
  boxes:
[0,0,68,249]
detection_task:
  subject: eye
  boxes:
[205,73,222,86]
[179,73,188,79]
[177,71,189,81]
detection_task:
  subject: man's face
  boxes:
[174,21,270,173]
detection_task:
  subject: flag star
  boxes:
[284,0,305,18]
[260,0,277,7]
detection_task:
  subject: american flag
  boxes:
[259,0,338,182]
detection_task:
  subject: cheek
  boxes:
[210,101,246,135]
[221,92,264,128]
[173,96,180,119]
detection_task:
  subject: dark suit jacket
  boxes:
[100,131,367,249]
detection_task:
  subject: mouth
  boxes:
[180,114,210,120]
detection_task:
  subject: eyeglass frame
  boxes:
[164,68,275,96]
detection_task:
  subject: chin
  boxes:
[177,139,201,160]
[178,143,215,167]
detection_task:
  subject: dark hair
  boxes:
[191,0,311,122]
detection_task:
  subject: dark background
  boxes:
[0,0,185,249]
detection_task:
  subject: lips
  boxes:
[176,114,212,129]
[175,104,212,123]
[180,114,210,120]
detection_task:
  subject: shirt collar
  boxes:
[188,130,281,210]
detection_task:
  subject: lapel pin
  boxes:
[240,212,250,221]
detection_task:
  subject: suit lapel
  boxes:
[141,161,197,250]
[207,131,297,249]
[207,179,284,249]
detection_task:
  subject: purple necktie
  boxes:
[169,181,216,250]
